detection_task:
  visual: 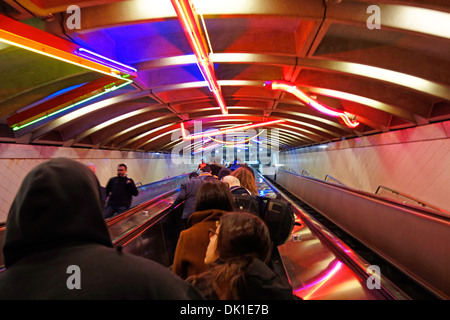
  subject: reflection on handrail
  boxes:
[107,188,178,245]
[301,170,314,178]
[375,185,449,214]
[137,173,189,190]
[296,260,343,300]
[324,174,345,186]
[130,173,189,208]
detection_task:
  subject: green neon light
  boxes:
[12,78,133,131]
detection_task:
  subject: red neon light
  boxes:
[264,80,359,128]
[171,0,228,115]
[180,119,284,141]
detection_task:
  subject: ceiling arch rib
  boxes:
[25,70,436,150]
[22,34,446,146]
[46,83,355,148]
[70,107,174,144]
[140,53,450,101]
[0,0,449,153]
[138,54,440,129]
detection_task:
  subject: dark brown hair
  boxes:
[216,211,271,263]
[194,179,234,212]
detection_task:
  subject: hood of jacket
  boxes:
[3,157,113,268]
[187,209,227,227]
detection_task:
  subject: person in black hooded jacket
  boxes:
[0,157,203,300]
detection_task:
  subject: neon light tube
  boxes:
[0,32,124,80]
[75,48,137,75]
[171,0,228,115]
[0,15,136,80]
[12,79,133,131]
[209,129,265,144]
[264,80,359,128]
[180,119,284,141]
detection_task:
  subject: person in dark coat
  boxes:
[171,171,204,228]
[0,158,203,300]
[172,179,233,279]
[217,167,232,180]
[187,211,295,300]
[198,165,218,181]
[209,162,223,177]
[104,163,139,218]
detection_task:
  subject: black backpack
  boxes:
[260,197,296,246]
[232,193,260,216]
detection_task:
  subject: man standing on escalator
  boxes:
[104,163,139,218]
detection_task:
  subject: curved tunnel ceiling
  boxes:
[0,0,449,153]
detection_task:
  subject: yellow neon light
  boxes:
[0,30,124,80]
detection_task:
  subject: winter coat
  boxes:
[172,209,226,279]
[105,175,139,208]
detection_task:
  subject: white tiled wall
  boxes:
[0,145,197,222]
[279,120,450,212]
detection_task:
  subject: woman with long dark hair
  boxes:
[188,212,295,300]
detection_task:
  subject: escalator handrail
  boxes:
[136,173,189,190]
[258,172,405,300]
[111,200,184,248]
[277,169,450,220]
[375,184,449,214]
[106,187,179,226]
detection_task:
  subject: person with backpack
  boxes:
[222,175,250,196]
[222,175,260,216]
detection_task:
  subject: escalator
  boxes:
[257,173,406,300]
[0,170,440,300]
[105,171,413,300]
[271,169,449,300]
[263,175,434,300]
